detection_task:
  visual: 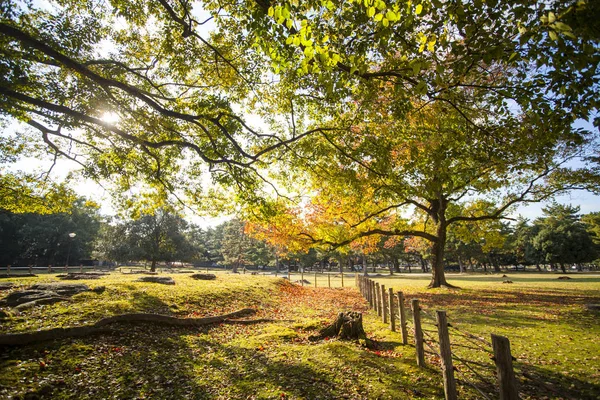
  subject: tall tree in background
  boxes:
[125,209,191,271]
[532,204,597,273]
[0,198,101,266]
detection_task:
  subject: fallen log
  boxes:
[0,308,257,346]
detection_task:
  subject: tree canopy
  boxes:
[1,0,599,286]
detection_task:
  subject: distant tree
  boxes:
[512,218,544,270]
[582,212,600,245]
[94,221,132,266]
[0,198,101,266]
[126,209,191,272]
[219,219,273,272]
[532,204,597,273]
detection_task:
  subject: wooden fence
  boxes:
[357,274,520,400]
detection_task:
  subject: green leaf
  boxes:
[549,31,558,41]
[553,22,572,32]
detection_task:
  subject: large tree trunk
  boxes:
[150,259,157,272]
[458,256,465,273]
[392,257,401,273]
[427,199,457,289]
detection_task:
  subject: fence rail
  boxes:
[357,275,519,400]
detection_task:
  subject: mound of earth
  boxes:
[190,273,216,280]
[135,276,175,285]
[0,283,93,310]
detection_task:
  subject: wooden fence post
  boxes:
[397,291,408,345]
[367,279,372,307]
[80,264,83,273]
[48,264,51,273]
[436,310,457,400]
[6,265,10,276]
[301,269,304,286]
[315,272,317,287]
[328,274,331,288]
[371,280,376,309]
[492,334,519,400]
[412,299,425,367]
[29,265,32,274]
[375,282,381,316]
[341,272,344,287]
[381,284,388,324]
[388,287,395,331]
[287,270,290,281]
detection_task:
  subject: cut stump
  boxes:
[320,311,367,341]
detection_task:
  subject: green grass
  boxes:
[368,273,600,399]
[0,271,599,399]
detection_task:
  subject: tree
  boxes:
[219,219,273,272]
[237,0,599,288]
[2,0,598,211]
[0,0,336,213]
[582,212,600,245]
[251,95,596,287]
[125,209,191,271]
[0,198,101,266]
[532,203,597,273]
[512,218,544,269]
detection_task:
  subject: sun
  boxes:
[101,111,120,124]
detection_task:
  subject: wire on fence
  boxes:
[450,353,496,372]
[447,326,494,354]
[450,342,483,352]
[454,365,494,400]
[448,324,493,347]
[451,353,496,386]
[421,329,440,345]
[419,307,437,322]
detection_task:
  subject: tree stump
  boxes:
[320,311,367,340]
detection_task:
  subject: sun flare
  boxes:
[101,111,120,124]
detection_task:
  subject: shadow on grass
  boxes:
[516,361,600,400]
[402,288,599,310]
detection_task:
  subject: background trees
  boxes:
[531,204,597,272]
[0,198,101,266]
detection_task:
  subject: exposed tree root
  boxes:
[427,282,461,289]
[0,308,258,346]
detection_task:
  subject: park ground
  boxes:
[0,271,599,399]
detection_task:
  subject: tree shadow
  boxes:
[515,361,600,400]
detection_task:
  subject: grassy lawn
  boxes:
[0,271,598,399]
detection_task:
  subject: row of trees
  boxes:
[2,200,597,274]
[0,201,274,272]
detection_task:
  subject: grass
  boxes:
[0,270,598,399]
